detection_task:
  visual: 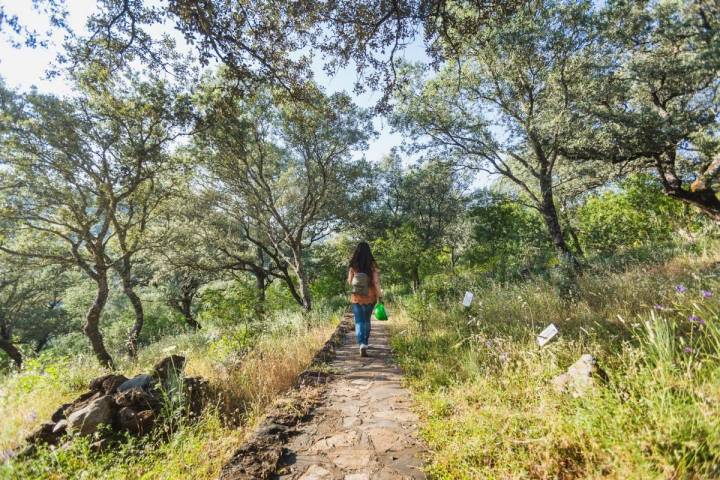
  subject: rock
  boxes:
[89,375,110,392]
[25,422,61,445]
[51,402,72,422]
[299,465,332,480]
[117,374,155,393]
[366,427,405,453]
[117,407,138,430]
[89,438,109,452]
[52,390,100,423]
[52,419,67,435]
[183,376,210,417]
[102,375,129,394]
[66,395,114,436]
[135,410,156,435]
[330,449,375,470]
[297,369,333,387]
[117,407,156,435]
[309,431,358,453]
[115,386,156,409]
[89,374,129,394]
[344,474,370,480]
[153,355,186,381]
[343,416,361,428]
[552,354,608,397]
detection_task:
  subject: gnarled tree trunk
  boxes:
[123,280,144,358]
[539,175,581,270]
[656,152,720,222]
[168,278,202,330]
[295,263,313,312]
[84,271,114,369]
[276,263,304,308]
[179,300,201,330]
[116,257,145,357]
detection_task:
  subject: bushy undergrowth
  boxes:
[391,247,720,479]
[0,304,340,479]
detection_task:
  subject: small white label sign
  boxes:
[537,323,558,347]
[462,291,474,307]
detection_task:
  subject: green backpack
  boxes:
[374,303,388,321]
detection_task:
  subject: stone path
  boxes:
[275,320,426,480]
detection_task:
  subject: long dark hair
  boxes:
[349,241,377,275]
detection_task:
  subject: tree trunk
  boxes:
[121,275,144,358]
[279,264,305,307]
[252,267,267,317]
[294,262,313,311]
[35,334,50,353]
[180,276,201,330]
[656,153,720,222]
[665,189,720,221]
[566,222,585,259]
[0,336,22,369]
[411,264,421,292]
[169,300,201,330]
[168,296,201,330]
[538,176,581,270]
[84,272,115,369]
[180,296,201,330]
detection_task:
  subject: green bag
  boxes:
[374,303,388,321]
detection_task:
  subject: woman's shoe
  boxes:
[360,344,368,357]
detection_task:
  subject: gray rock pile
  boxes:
[23,355,209,452]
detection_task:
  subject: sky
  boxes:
[0,1,430,165]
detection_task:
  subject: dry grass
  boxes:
[188,322,337,422]
[0,356,106,453]
[391,247,720,479]
[0,313,338,479]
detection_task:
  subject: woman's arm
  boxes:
[347,268,354,285]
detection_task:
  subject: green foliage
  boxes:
[197,280,258,329]
[391,0,602,267]
[577,175,692,253]
[572,0,720,216]
[307,237,354,300]
[465,191,552,278]
[192,79,373,310]
[373,224,450,289]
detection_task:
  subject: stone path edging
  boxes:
[219,316,353,480]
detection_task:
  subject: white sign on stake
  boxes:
[537,323,558,347]
[462,291,474,307]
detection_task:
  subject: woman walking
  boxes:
[348,242,382,357]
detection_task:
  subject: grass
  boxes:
[0,307,339,479]
[390,246,720,479]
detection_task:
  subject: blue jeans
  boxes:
[352,303,374,346]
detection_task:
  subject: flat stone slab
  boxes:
[299,465,333,480]
[277,321,426,479]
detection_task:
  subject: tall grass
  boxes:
[391,246,720,479]
[0,306,339,479]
